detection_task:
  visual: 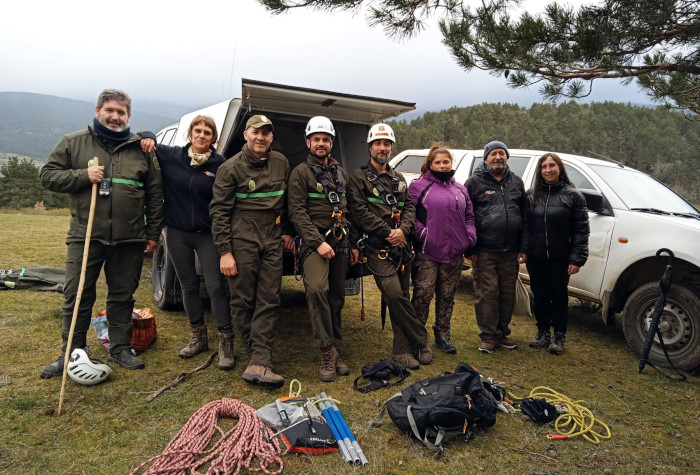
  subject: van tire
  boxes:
[152,233,183,311]
[622,282,700,372]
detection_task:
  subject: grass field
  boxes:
[0,209,698,474]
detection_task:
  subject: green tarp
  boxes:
[0,266,65,292]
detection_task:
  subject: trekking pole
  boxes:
[58,157,99,415]
[316,396,353,464]
[322,392,369,466]
[319,398,359,464]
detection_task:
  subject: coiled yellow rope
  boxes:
[511,386,612,444]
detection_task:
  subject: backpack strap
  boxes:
[366,392,402,428]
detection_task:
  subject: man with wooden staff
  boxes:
[39,89,163,378]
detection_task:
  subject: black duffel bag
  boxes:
[369,362,498,453]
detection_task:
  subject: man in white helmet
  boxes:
[347,123,432,370]
[288,116,357,382]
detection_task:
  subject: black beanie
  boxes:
[483,141,509,160]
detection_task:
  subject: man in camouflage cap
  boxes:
[210,114,294,388]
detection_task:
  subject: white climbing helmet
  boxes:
[67,348,113,385]
[367,123,395,144]
[305,116,335,138]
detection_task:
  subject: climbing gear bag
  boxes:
[369,362,498,453]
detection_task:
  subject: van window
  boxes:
[471,155,530,179]
[159,127,176,146]
[565,165,595,190]
[394,154,426,175]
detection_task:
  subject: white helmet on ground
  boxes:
[367,123,395,144]
[67,348,113,385]
[305,116,335,138]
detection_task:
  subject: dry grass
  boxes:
[0,209,698,474]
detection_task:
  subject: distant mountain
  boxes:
[0,92,178,160]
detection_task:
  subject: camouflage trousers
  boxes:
[411,252,463,342]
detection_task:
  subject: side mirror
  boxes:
[578,188,613,215]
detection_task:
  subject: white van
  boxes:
[391,148,700,371]
[152,79,415,310]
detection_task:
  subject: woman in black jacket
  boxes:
[526,153,589,355]
[147,116,233,369]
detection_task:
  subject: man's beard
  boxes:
[372,153,390,165]
[102,120,129,132]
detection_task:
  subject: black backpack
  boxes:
[369,363,498,453]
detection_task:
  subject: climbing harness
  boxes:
[361,165,402,228]
[509,386,612,444]
[131,398,286,474]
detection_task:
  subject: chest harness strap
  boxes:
[361,166,402,228]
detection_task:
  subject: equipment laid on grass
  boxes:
[353,358,410,393]
[368,362,498,453]
[319,392,369,466]
[0,266,65,292]
[91,308,157,354]
[131,398,285,475]
[638,248,687,381]
[58,157,99,415]
[66,348,112,385]
[511,386,611,444]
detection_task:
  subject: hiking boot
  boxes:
[479,341,495,354]
[335,350,350,376]
[417,345,433,365]
[549,332,566,355]
[217,331,235,370]
[40,345,92,379]
[319,346,337,382]
[242,364,284,389]
[179,324,208,359]
[392,353,420,370]
[529,330,551,349]
[108,348,145,370]
[499,337,518,350]
[436,340,457,354]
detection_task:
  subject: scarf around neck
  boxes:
[92,117,131,145]
[188,146,212,167]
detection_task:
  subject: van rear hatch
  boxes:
[241,78,415,124]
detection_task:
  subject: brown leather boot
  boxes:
[217,331,235,370]
[242,364,284,389]
[179,324,208,358]
[319,346,337,382]
[417,344,433,365]
[334,349,350,376]
[392,353,420,370]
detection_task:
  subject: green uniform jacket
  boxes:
[210,145,292,255]
[347,160,415,240]
[288,154,353,251]
[40,126,164,245]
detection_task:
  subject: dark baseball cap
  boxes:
[245,114,274,131]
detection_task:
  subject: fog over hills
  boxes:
[0,92,179,160]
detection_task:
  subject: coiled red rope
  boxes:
[131,398,286,474]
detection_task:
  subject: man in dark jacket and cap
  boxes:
[466,141,529,354]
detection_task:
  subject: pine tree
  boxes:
[259,0,700,114]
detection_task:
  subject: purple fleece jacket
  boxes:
[409,171,477,263]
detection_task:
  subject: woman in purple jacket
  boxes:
[409,145,477,354]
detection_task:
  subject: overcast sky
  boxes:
[2,0,653,118]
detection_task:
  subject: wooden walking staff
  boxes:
[58,157,100,415]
